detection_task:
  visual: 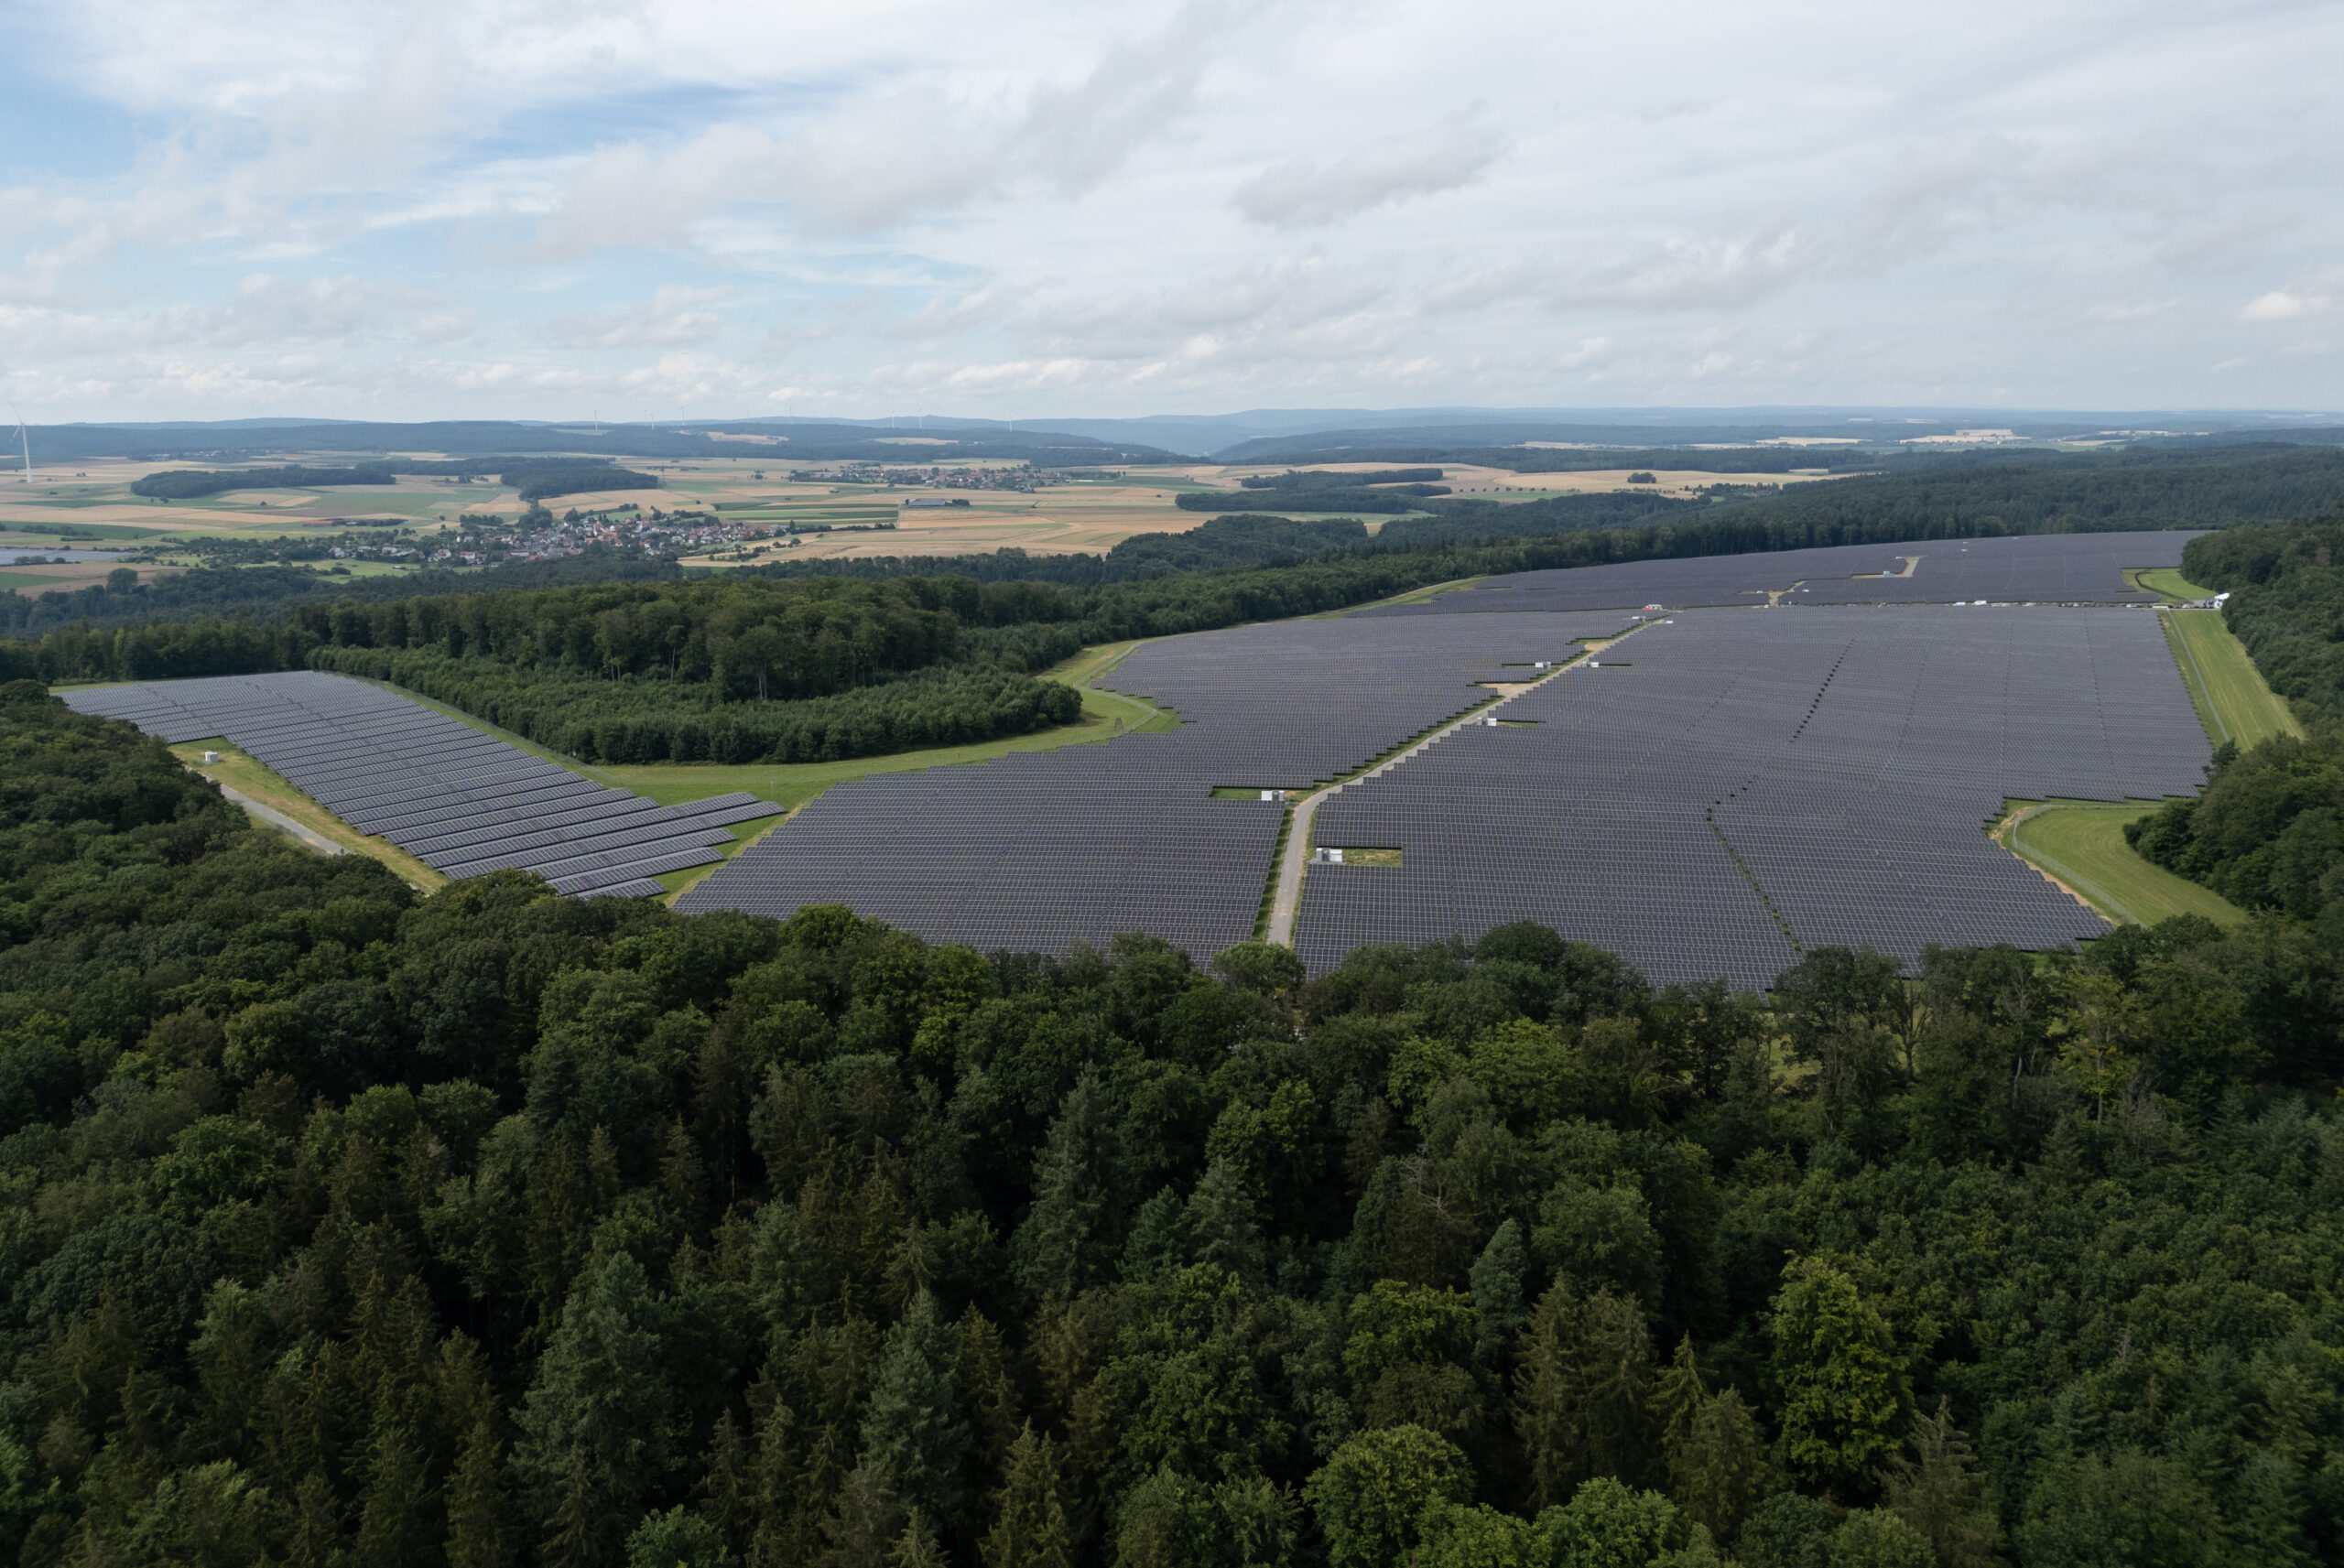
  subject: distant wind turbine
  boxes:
[11,406,27,484]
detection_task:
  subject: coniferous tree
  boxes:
[544,1444,615,1568]
[445,1416,519,1568]
[819,1465,904,1568]
[1012,1071,1130,1302]
[981,1422,1074,1568]
[856,1292,970,1532]
[625,1505,738,1568]
[891,1509,948,1568]
[1513,1277,1654,1508]
[287,1472,347,1568]
[1884,1398,2001,1568]
[1469,1219,1527,1367]
[694,1410,754,1558]
[1654,1336,1769,1542]
[1185,1160,1266,1287]
[191,1283,271,1465]
[513,1253,673,1562]
[956,1308,1023,1490]
[352,1398,440,1568]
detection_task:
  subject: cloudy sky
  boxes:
[0,0,2337,422]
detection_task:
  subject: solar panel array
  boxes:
[1297,606,2211,984]
[61,671,783,898]
[1355,531,2197,617]
[679,612,1640,955]
[60,563,2215,982]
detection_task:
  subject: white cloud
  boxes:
[526,0,1243,252]
[1232,109,1505,227]
[549,286,730,349]
[2240,271,2339,321]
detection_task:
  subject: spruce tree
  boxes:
[955,1309,1023,1487]
[352,1396,440,1568]
[693,1410,754,1558]
[191,1283,271,1465]
[1512,1276,1654,1508]
[1185,1159,1266,1286]
[544,1443,615,1568]
[1884,1398,2002,1568]
[659,1115,711,1225]
[287,1471,347,1568]
[1654,1336,1768,1542]
[445,1416,518,1568]
[513,1252,673,1563]
[1469,1220,1527,1367]
[980,1422,1074,1568]
[1121,1186,1193,1281]
[890,1509,948,1568]
[1011,1071,1128,1301]
[856,1292,970,1532]
[819,1465,903,1568]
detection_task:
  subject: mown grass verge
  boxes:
[2160,609,2302,752]
[2134,567,2213,600]
[1996,798,2244,927]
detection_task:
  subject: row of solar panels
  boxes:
[60,671,784,899]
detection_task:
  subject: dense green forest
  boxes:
[310,650,1080,764]
[2127,510,2344,928]
[130,468,397,500]
[0,687,2338,1568]
[1216,449,1881,475]
[1384,446,2344,550]
[122,460,657,504]
[1239,470,1446,490]
[1376,494,1702,546]
[0,557,688,640]
[1181,473,1451,514]
[515,469,660,503]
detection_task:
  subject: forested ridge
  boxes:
[0,687,2339,1568]
[2128,508,2344,929]
[1178,471,1452,514]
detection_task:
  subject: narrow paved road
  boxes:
[212,780,347,857]
[1264,622,1650,946]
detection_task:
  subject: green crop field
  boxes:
[2001,799,2244,927]
[2162,609,2302,750]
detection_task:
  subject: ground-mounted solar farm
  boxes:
[59,529,2221,977]
[670,530,2214,977]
